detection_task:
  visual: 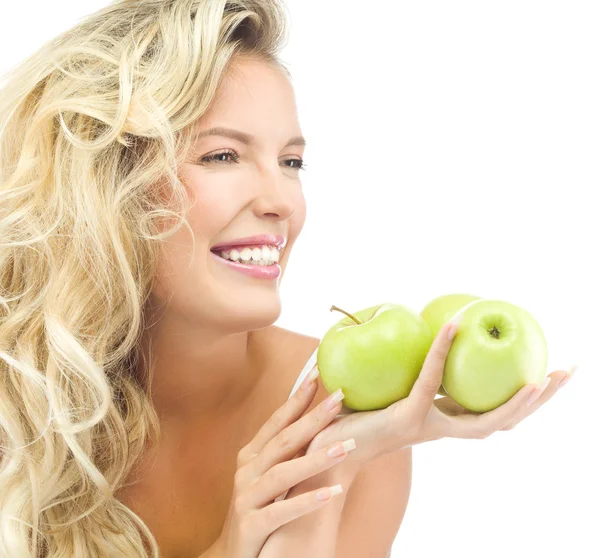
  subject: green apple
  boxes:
[442,299,548,413]
[317,303,433,411]
[421,293,482,338]
[420,294,482,397]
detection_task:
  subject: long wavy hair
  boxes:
[0,0,290,555]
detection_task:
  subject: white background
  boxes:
[1,1,598,557]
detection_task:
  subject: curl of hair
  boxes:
[0,0,290,555]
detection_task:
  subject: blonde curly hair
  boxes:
[0,0,290,555]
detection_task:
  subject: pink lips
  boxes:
[210,233,286,251]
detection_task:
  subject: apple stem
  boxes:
[330,304,362,325]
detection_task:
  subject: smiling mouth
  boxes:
[210,244,282,266]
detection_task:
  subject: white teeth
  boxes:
[240,247,253,262]
[251,247,262,261]
[217,244,280,265]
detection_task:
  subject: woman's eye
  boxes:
[197,151,306,171]
[283,158,306,171]
[199,150,240,165]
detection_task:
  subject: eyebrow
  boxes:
[191,126,307,148]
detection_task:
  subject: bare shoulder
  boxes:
[261,325,319,360]
[259,326,331,413]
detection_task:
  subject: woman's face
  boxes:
[152,56,307,333]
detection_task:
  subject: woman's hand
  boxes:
[303,317,575,472]
[211,366,357,558]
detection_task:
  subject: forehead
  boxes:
[198,57,299,129]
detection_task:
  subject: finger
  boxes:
[247,438,356,508]
[252,483,345,536]
[242,365,320,461]
[408,318,461,419]
[249,388,345,478]
[500,370,568,431]
[292,447,307,460]
[449,377,552,439]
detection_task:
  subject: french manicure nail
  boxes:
[324,388,345,411]
[327,438,356,458]
[447,314,463,341]
[527,377,551,406]
[559,365,577,388]
[302,366,320,391]
[316,484,344,501]
[329,484,343,497]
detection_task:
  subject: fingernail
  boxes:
[526,377,551,406]
[559,365,577,388]
[327,438,356,458]
[302,366,320,391]
[324,388,345,411]
[447,314,464,341]
[316,484,344,501]
[329,484,343,497]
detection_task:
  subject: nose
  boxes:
[252,165,296,221]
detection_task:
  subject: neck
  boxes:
[135,312,265,425]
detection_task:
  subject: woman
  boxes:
[0,0,572,556]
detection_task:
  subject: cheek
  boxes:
[289,189,307,235]
[279,193,307,265]
[180,170,239,241]
[186,190,231,241]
